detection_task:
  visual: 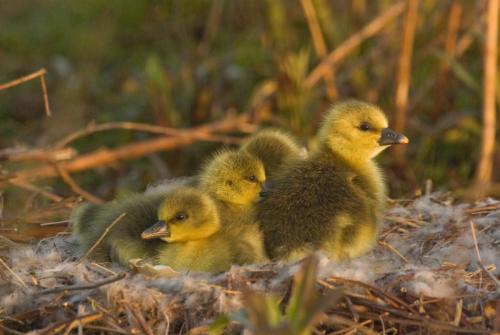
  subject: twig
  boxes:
[123,302,155,335]
[328,315,379,335]
[89,262,117,276]
[327,276,419,314]
[39,219,71,226]
[305,1,405,88]
[8,179,63,202]
[35,312,102,335]
[385,215,424,228]
[0,256,28,289]
[478,262,500,288]
[62,312,102,335]
[53,163,105,205]
[470,221,500,288]
[0,68,51,117]
[54,121,242,149]
[81,325,129,334]
[38,272,126,295]
[470,221,483,263]
[362,312,494,334]
[465,203,500,214]
[0,148,76,162]
[378,240,409,263]
[0,68,46,90]
[328,319,373,335]
[39,72,52,117]
[454,299,463,326]
[344,295,359,322]
[9,114,251,183]
[78,212,127,262]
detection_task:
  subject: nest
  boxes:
[0,193,499,334]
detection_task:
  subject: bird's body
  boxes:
[72,191,167,264]
[256,100,408,261]
[155,229,254,273]
[240,129,303,179]
[257,149,381,261]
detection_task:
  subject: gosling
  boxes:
[142,187,261,273]
[256,100,409,261]
[199,149,267,262]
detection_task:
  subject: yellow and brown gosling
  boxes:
[256,99,409,261]
[142,187,264,272]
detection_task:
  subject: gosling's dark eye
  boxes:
[174,212,188,221]
[246,175,257,182]
[359,122,371,131]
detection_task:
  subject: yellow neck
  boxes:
[318,141,386,204]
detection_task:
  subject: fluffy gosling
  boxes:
[256,100,409,261]
[142,187,262,272]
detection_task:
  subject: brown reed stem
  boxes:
[8,114,251,183]
[393,0,419,163]
[8,179,64,202]
[300,0,338,100]
[54,121,241,149]
[305,1,405,88]
[474,0,499,196]
[53,163,105,205]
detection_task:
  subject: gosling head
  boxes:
[200,149,266,206]
[141,188,220,243]
[318,100,409,161]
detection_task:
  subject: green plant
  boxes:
[209,255,343,335]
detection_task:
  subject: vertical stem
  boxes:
[474,0,499,195]
[393,0,419,163]
[300,0,338,101]
[431,0,462,121]
[444,1,463,69]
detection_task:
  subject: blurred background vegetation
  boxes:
[1,0,499,217]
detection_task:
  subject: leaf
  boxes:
[299,288,344,332]
[286,254,319,330]
[286,254,344,333]
[243,290,283,329]
[208,315,231,335]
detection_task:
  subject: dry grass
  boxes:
[0,193,498,334]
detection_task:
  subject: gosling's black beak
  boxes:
[141,220,170,240]
[378,128,409,146]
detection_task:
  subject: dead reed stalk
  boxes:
[305,1,405,88]
[393,0,419,163]
[0,68,52,116]
[300,0,338,100]
[474,0,499,196]
[7,113,252,183]
[53,163,105,205]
